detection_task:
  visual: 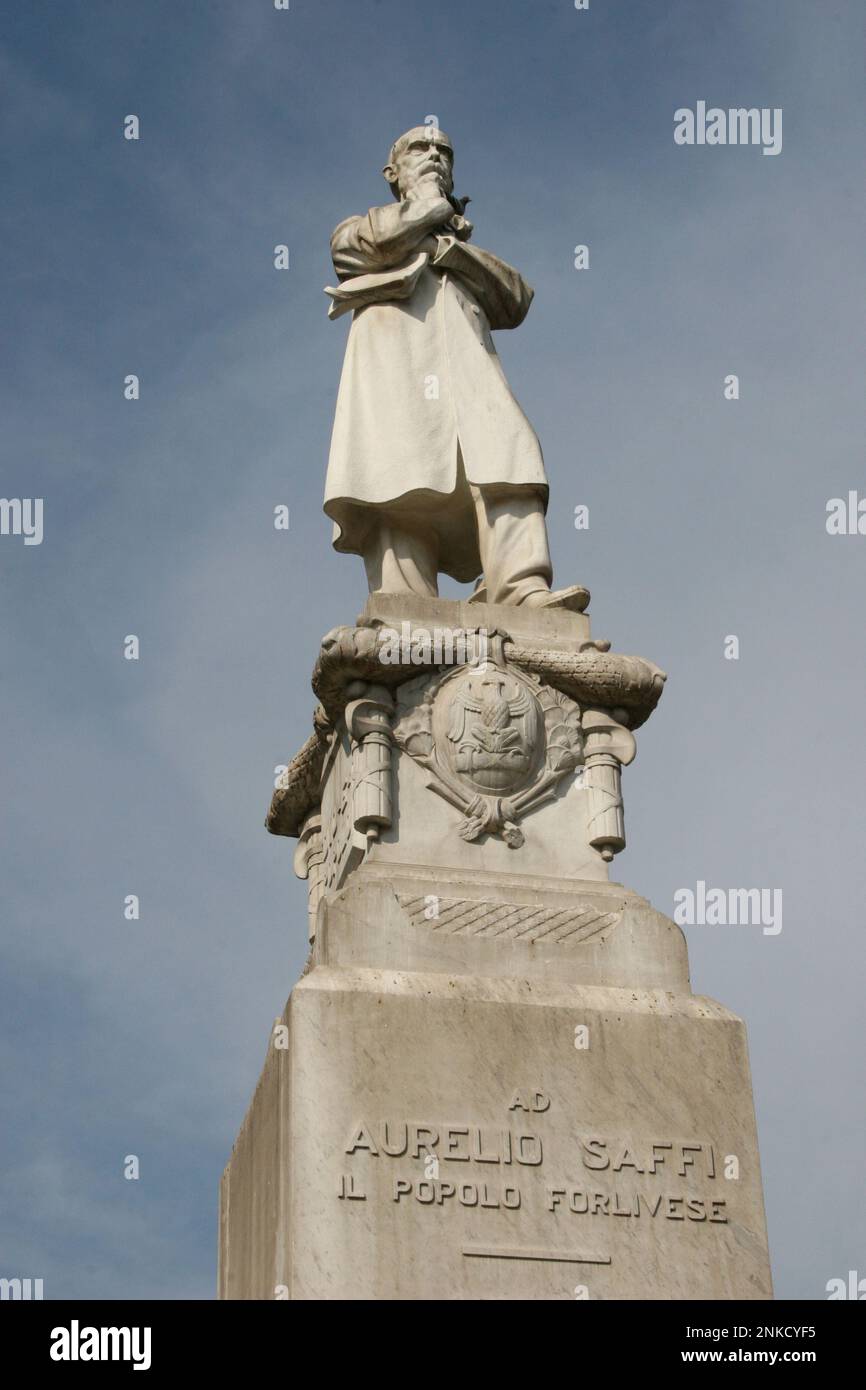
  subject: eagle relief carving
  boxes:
[393,637,584,847]
[446,668,539,791]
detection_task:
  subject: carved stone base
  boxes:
[314,876,689,991]
[224,594,772,1300]
[218,890,772,1301]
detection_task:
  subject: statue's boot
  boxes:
[521,583,591,613]
[469,581,590,614]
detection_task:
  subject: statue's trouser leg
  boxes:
[469,484,552,605]
[362,518,439,597]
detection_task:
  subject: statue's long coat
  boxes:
[323,197,548,580]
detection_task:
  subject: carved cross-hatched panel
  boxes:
[397,894,621,946]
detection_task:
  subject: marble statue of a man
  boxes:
[323,126,585,611]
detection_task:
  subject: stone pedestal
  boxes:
[220,596,772,1300]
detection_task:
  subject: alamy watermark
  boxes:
[0,1276,44,1299]
[0,498,43,545]
[50,1322,151,1371]
[826,1270,865,1300]
[674,103,782,157]
[378,623,488,667]
[826,491,866,535]
[674,881,782,936]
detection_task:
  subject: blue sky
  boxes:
[2,0,864,1298]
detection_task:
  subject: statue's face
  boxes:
[386,129,454,201]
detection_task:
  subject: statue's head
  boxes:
[383,126,454,202]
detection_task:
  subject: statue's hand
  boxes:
[405,173,449,203]
[445,214,473,242]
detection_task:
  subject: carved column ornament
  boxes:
[581,709,636,860]
[344,683,395,839]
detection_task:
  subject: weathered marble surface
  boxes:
[219,914,772,1300]
[310,877,689,993]
[221,584,772,1299]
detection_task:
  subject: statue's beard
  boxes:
[397,165,470,235]
[401,160,453,200]
[402,177,464,214]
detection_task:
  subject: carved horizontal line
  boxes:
[462,1245,611,1265]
